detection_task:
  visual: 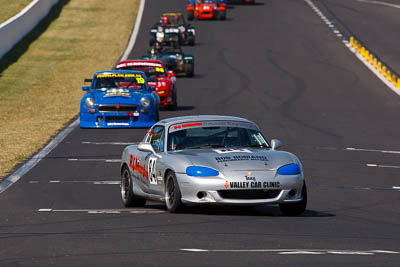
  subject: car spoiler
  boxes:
[84,78,92,83]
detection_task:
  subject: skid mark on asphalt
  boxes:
[181,248,400,255]
[310,183,400,192]
[38,208,165,214]
[28,180,120,184]
[67,158,121,162]
[82,141,136,145]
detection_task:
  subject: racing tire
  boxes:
[187,11,194,21]
[279,182,307,216]
[165,171,185,213]
[188,35,195,46]
[168,93,178,111]
[149,36,155,46]
[184,63,194,77]
[219,11,226,20]
[155,109,160,122]
[121,166,146,207]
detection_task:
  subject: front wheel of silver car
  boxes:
[165,171,184,213]
[121,166,146,207]
[279,181,307,216]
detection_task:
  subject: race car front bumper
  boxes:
[80,111,156,128]
[175,173,304,206]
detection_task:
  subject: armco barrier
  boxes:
[349,36,400,89]
[0,0,60,60]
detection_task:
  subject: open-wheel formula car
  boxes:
[120,115,307,215]
[80,70,160,128]
[141,42,194,77]
[187,0,227,20]
[115,60,178,110]
[150,13,195,46]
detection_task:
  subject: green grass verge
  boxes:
[0,0,33,23]
[0,0,140,179]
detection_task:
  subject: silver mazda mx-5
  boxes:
[120,115,307,215]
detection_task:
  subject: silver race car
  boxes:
[120,115,307,215]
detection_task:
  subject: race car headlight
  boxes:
[140,97,151,108]
[84,97,95,108]
[186,166,219,177]
[277,163,301,175]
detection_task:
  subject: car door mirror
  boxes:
[138,142,162,158]
[82,86,90,91]
[271,139,282,150]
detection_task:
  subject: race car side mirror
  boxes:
[167,71,175,77]
[270,139,282,150]
[150,86,156,91]
[82,86,90,91]
[138,142,162,158]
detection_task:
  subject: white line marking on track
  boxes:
[304,0,400,96]
[38,208,165,214]
[0,0,146,194]
[346,147,400,154]
[82,141,136,145]
[353,0,400,9]
[367,164,400,169]
[279,251,325,255]
[181,248,400,255]
[0,119,80,194]
[120,0,146,61]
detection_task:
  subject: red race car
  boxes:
[187,0,226,21]
[115,60,178,110]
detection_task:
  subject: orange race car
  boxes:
[187,0,226,21]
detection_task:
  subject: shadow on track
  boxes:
[145,203,334,217]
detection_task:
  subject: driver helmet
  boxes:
[161,15,169,25]
[154,42,161,51]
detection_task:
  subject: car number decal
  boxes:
[148,158,158,185]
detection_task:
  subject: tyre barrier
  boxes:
[349,36,400,89]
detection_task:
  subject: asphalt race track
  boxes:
[1,0,400,266]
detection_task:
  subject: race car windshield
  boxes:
[93,74,146,90]
[117,66,167,78]
[167,126,270,151]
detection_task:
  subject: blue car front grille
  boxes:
[98,104,137,113]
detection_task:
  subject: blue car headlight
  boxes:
[277,163,301,175]
[84,97,95,108]
[140,97,151,108]
[186,166,219,177]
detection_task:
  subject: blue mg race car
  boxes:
[80,70,160,128]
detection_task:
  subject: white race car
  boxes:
[120,115,307,215]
